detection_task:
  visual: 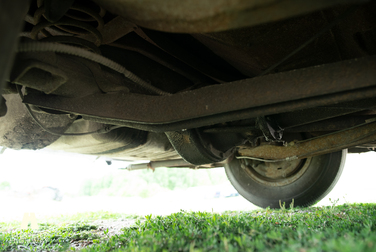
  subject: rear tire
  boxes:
[225,150,347,208]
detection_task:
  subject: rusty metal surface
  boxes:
[23,56,376,126]
[245,158,303,179]
[238,121,376,160]
[241,157,311,187]
[0,94,74,150]
[93,0,364,33]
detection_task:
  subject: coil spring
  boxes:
[30,0,105,54]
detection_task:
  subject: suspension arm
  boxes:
[238,120,376,160]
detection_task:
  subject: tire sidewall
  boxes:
[225,150,347,208]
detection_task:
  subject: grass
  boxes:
[1,203,376,251]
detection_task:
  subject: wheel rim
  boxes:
[239,157,312,187]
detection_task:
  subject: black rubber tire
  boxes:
[225,149,347,208]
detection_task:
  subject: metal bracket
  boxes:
[256,116,284,142]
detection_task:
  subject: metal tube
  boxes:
[125,159,194,171]
[125,159,225,170]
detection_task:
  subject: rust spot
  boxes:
[183,134,191,144]
[238,122,376,159]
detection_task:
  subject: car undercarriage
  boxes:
[1,0,375,208]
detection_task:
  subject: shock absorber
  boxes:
[30,0,105,54]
